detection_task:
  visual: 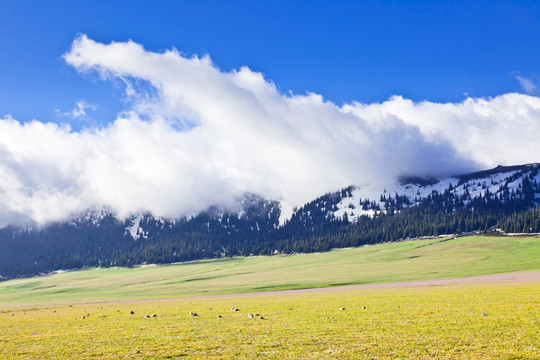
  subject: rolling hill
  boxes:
[1,163,539,280]
[0,235,539,304]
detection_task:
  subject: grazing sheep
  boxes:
[145,315,150,318]
[218,315,222,318]
[248,314,254,318]
[340,307,346,310]
[231,307,239,311]
[259,316,264,319]
[81,316,85,319]
[130,311,135,315]
[361,306,366,309]
[482,313,488,316]
[151,314,157,318]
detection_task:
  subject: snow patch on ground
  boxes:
[50,269,69,274]
[126,213,143,239]
[279,200,294,225]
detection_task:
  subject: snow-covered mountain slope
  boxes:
[6,163,539,239]
[2,163,539,280]
[117,163,540,237]
[119,193,280,240]
[299,163,540,223]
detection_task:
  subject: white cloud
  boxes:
[342,93,540,167]
[71,100,96,118]
[0,34,539,226]
[55,99,96,119]
[516,75,537,94]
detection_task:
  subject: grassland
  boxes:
[1,235,539,359]
[1,282,539,359]
[1,235,539,304]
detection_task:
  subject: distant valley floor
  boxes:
[101,270,540,305]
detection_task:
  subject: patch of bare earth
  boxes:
[101,270,540,305]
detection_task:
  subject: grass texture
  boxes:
[0,235,539,304]
[1,282,539,359]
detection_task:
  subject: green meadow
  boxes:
[0,235,539,304]
[1,235,539,359]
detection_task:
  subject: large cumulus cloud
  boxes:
[0,35,538,226]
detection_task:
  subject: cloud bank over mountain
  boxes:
[1,35,539,226]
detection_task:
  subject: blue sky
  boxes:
[2,0,540,225]
[1,0,540,126]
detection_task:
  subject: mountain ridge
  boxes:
[1,163,539,280]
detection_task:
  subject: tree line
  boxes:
[0,175,538,280]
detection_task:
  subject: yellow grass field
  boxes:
[1,236,539,358]
[1,281,539,359]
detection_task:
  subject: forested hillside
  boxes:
[1,164,539,280]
